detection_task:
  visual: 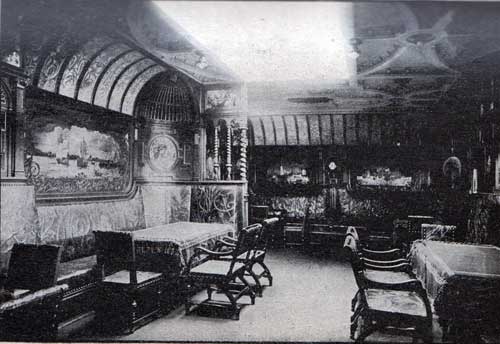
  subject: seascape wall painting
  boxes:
[26,120,131,195]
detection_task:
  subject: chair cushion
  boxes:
[190,260,245,276]
[103,270,162,285]
[364,270,413,284]
[364,289,428,317]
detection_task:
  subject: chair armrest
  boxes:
[364,262,412,272]
[223,235,237,242]
[217,239,236,247]
[362,257,409,265]
[362,276,422,291]
[0,284,68,313]
[194,246,234,257]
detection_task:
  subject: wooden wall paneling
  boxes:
[358,114,369,145]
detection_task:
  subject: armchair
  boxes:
[0,243,67,341]
[93,230,164,334]
[218,218,278,296]
[184,224,262,320]
[346,226,405,262]
[344,236,433,343]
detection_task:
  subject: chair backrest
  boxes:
[94,230,137,283]
[250,205,269,223]
[259,217,279,251]
[227,224,262,274]
[343,235,364,274]
[6,244,62,291]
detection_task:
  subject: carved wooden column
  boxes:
[214,125,220,180]
[226,125,232,180]
[240,127,248,181]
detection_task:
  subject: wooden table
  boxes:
[409,240,500,341]
[133,222,234,275]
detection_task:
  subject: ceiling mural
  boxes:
[11,0,238,119]
[352,2,500,110]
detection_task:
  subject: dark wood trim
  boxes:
[318,114,323,145]
[259,117,266,146]
[270,116,278,146]
[119,64,159,114]
[106,57,147,109]
[282,115,288,146]
[90,49,135,105]
[74,42,118,99]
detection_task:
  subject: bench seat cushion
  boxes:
[57,255,98,290]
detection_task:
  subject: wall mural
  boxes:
[26,113,131,194]
[190,185,236,224]
[355,166,431,191]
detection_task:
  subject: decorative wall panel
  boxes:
[0,184,39,268]
[25,111,131,195]
[141,184,191,227]
[77,43,129,103]
[108,59,155,111]
[121,65,165,115]
[59,36,113,98]
[36,189,146,260]
[93,51,143,107]
[190,185,236,224]
[250,118,265,145]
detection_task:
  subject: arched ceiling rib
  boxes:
[24,33,169,116]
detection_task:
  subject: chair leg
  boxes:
[184,280,192,315]
[220,285,239,320]
[238,274,256,305]
[247,267,263,297]
[257,261,273,286]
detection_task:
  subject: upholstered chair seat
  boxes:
[363,289,429,318]
[103,270,162,285]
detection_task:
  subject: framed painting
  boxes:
[25,107,134,200]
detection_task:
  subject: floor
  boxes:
[78,247,444,342]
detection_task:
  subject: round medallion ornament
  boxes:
[147,135,179,172]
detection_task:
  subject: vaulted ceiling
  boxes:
[1,0,239,116]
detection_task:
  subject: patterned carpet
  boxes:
[79,247,443,342]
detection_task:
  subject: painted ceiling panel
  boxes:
[93,51,144,107]
[332,115,344,146]
[309,115,321,145]
[283,116,298,145]
[59,36,113,98]
[38,37,74,92]
[122,65,166,115]
[320,115,332,145]
[77,43,130,103]
[296,116,309,146]
[260,117,275,146]
[249,117,264,146]
[108,59,156,111]
[273,116,287,146]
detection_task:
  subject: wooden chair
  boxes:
[183,224,261,320]
[250,205,269,224]
[344,235,433,343]
[346,226,406,262]
[0,243,67,341]
[344,235,420,311]
[218,218,278,296]
[93,230,163,334]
